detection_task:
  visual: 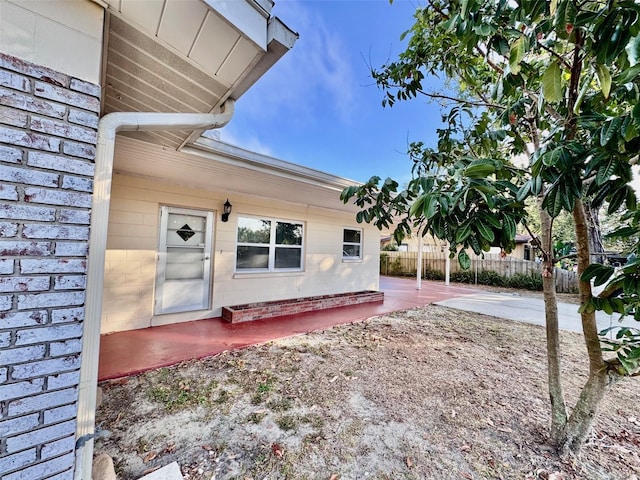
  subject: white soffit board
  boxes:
[189,10,240,73]
[119,0,164,34]
[217,37,261,84]
[205,0,271,49]
[100,0,295,149]
[157,0,209,55]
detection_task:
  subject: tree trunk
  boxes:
[559,199,612,455]
[584,201,606,264]
[538,199,568,443]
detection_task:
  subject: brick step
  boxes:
[221,290,384,323]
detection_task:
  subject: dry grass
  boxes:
[95,305,640,480]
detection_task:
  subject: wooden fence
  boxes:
[380,251,578,293]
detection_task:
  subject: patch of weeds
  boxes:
[155,367,172,381]
[279,460,294,478]
[257,377,275,394]
[276,414,298,431]
[300,413,325,430]
[148,386,172,404]
[247,411,267,424]
[215,389,231,404]
[339,420,364,447]
[251,374,278,405]
[267,397,293,412]
[144,374,219,412]
[253,452,268,466]
[135,437,150,453]
[251,392,265,405]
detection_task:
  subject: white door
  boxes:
[155,206,214,314]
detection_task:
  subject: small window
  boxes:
[236,216,304,272]
[343,228,362,260]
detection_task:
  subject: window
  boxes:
[236,216,304,272]
[343,228,362,260]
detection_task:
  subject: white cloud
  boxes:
[236,0,359,125]
[218,126,275,157]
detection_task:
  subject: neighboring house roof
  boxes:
[97,0,298,149]
[515,233,533,243]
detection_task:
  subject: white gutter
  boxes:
[74,102,234,480]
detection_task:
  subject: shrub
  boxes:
[477,270,507,287]
[422,267,445,281]
[507,273,543,291]
[451,271,475,284]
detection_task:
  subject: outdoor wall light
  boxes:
[221,199,232,222]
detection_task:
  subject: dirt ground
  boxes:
[95,304,640,480]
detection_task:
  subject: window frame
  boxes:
[235,214,305,273]
[342,227,363,262]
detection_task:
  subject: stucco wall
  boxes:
[0,53,100,480]
[102,173,379,333]
[0,0,104,84]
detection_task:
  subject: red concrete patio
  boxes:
[98,276,479,381]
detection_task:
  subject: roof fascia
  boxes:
[184,136,360,192]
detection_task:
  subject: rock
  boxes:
[96,386,103,409]
[138,461,184,479]
[92,453,116,480]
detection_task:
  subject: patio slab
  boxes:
[98,276,478,381]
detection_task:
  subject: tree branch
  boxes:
[537,41,573,70]
[409,88,507,109]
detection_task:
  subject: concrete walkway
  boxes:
[98,276,477,381]
[435,292,638,335]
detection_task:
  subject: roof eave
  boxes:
[185,136,360,192]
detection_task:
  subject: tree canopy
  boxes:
[341,0,640,453]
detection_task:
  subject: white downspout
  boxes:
[74,102,235,480]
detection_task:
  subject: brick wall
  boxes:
[0,53,99,479]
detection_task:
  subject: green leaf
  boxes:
[458,250,471,270]
[578,300,596,314]
[423,195,439,219]
[408,194,425,217]
[600,117,623,146]
[617,64,640,84]
[516,180,531,201]
[455,224,472,243]
[477,221,495,242]
[464,161,496,178]
[581,263,615,286]
[502,216,517,240]
[626,35,640,66]
[596,64,611,99]
[509,36,525,75]
[479,211,501,228]
[542,62,563,103]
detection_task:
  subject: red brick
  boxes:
[27,151,95,176]
[0,53,69,87]
[0,105,28,127]
[0,86,67,119]
[0,126,61,152]
[30,116,97,143]
[34,81,99,112]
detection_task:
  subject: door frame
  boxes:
[154,205,215,315]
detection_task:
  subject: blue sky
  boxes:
[218,0,444,185]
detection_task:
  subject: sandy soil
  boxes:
[95,305,640,480]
